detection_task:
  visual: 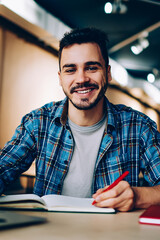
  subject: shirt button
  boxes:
[64,160,68,164]
[69,135,71,139]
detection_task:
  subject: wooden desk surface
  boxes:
[0,210,159,240]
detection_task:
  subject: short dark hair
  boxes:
[59,28,109,71]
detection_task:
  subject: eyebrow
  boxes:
[85,61,103,67]
[62,64,76,69]
[62,61,102,70]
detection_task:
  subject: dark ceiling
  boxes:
[34,0,160,82]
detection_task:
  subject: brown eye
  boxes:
[65,68,76,73]
[86,66,98,71]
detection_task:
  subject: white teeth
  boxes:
[77,89,92,94]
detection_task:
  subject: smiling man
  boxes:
[0,28,160,212]
[59,42,111,125]
[59,43,108,112]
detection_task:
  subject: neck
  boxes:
[68,98,105,126]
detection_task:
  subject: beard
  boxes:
[63,81,108,110]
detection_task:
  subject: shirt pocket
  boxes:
[105,152,139,185]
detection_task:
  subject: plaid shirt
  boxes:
[0,97,160,196]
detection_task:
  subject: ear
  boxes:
[58,71,62,86]
[107,65,112,82]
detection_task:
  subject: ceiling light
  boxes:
[140,38,149,49]
[104,2,112,14]
[131,36,149,55]
[131,45,143,55]
[104,0,127,14]
[147,73,155,83]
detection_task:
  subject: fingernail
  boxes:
[95,196,101,202]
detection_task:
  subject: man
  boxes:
[0,28,160,212]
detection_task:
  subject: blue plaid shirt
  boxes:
[0,97,160,196]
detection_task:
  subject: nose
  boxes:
[75,69,89,84]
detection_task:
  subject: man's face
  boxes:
[58,43,109,110]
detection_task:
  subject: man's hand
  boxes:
[92,181,135,212]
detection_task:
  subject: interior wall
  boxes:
[0,27,3,117]
[0,25,65,148]
[107,86,160,131]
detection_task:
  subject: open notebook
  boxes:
[0,194,116,213]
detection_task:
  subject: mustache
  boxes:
[70,83,99,94]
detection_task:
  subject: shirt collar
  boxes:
[53,96,118,130]
[104,97,118,131]
[60,99,68,125]
[52,97,68,126]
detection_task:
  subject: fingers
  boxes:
[92,181,135,212]
[92,187,107,198]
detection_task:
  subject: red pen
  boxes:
[92,170,129,205]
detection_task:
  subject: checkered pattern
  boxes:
[0,97,160,196]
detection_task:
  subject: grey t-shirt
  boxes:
[61,115,107,198]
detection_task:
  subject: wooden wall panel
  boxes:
[107,87,160,131]
[0,28,65,148]
[0,26,4,147]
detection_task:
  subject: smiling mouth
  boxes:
[76,89,93,94]
[70,83,99,94]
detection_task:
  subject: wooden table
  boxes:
[0,210,159,240]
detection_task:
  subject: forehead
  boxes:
[60,43,105,66]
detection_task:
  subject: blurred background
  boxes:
[35,0,160,84]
